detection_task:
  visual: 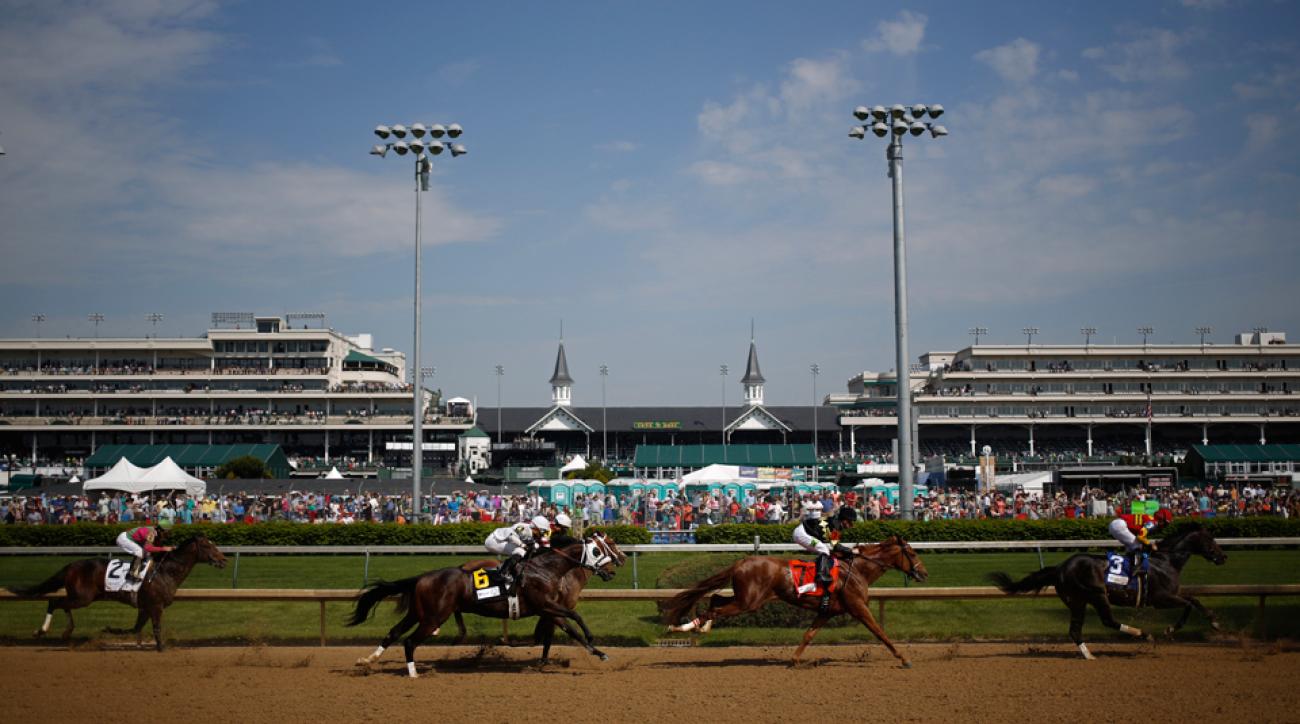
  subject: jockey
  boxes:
[550,512,578,548]
[115,525,174,582]
[483,516,552,593]
[792,502,853,612]
[1109,507,1173,573]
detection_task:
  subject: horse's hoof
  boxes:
[1211,622,1222,632]
[598,653,609,662]
[901,661,912,669]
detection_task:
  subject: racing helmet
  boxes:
[531,515,551,531]
[554,512,572,529]
[834,505,858,529]
[803,500,824,519]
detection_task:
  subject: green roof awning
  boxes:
[459,426,491,439]
[344,350,384,365]
[1192,444,1300,463]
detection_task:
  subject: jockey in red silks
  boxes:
[115,526,175,581]
[1108,507,1172,573]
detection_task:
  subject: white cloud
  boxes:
[780,55,857,110]
[975,38,1041,84]
[687,160,757,186]
[437,59,481,83]
[1245,115,1280,151]
[862,11,927,55]
[1036,174,1098,199]
[1083,28,1192,84]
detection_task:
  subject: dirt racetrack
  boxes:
[4,641,1298,724]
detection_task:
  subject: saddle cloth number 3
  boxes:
[1108,555,1125,576]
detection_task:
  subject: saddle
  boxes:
[789,559,840,597]
[465,566,523,619]
[1105,552,1147,606]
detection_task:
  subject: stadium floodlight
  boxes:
[369,120,468,522]
[1195,326,1213,346]
[848,101,949,521]
[1081,326,1098,346]
[849,125,866,139]
[450,144,467,157]
[446,123,463,138]
[1138,326,1154,346]
[969,326,988,346]
[1022,327,1039,346]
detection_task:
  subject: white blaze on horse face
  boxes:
[41,613,52,633]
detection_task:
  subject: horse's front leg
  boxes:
[792,612,830,665]
[844,595,910,668]
[541,605,605,661]
[131,609,149,648]
[149,608,164,652]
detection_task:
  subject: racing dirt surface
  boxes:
[4,641,1298,724]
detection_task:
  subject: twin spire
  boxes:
[550,321,573,406]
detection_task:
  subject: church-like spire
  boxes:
[742,323,765,406]
[550,324,573,406]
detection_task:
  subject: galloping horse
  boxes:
[8,535,227,651]
[989,524,1227,659]
[347,533,624,678]
[664,536,928,667]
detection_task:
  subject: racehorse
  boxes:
[530,534,627,662]
[347,533,624,678]
[7,535,227,651]
[663,536,929,667]
[988,524,1227,659]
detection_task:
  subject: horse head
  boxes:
[583,532,625,582]
[889,535,929,583]
[189,535,228,569]
[1185,525,1227,566]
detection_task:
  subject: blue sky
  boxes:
[1,0,1298,406]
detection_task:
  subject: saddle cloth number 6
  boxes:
[472,568,491,590]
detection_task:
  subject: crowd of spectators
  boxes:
[5,481,1297,529]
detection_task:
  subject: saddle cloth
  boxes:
[789,559,840,597]
[105,558,147,593]
[467,566,522,619]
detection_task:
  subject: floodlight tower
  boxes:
[371,122,467,521]
[849,103,947,520]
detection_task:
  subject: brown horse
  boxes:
[530,533,627,661]
[8,535,227,651]
[347,533,623,677]
[664,536,928,667]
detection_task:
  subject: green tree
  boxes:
[214,455,271,480]
[565,460,613,483]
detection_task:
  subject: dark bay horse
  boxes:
[530,534,627,662]
[8,535,227,651]
[664,536,929,667]
[347,534,623,678]
[989,525,1227,659]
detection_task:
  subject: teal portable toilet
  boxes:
[552,483,570,506]
[723,483,742,499]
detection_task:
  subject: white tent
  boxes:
[83,457,150,493]
[68,475,81,484]
[134,457,207,497]
[322,466,346,480]
[559,455,588,474]
[681,464,742,483]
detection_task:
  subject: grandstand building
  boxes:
[0,313,470,473]
[828,330,1300,462]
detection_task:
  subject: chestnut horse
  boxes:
[664,536,928,667]
[347,534,623,677]
[8,535,227,651]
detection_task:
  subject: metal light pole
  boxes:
[719,364,729,457]
[1022,327,1039,347]
[147,313,164,339]
[810,363,820,482]
[88,313,104,337]
[31,314,46,338]
[1138,326,1154,348]
[371,122,467,522]
[849,103,947,520]
[1081,326,1097,346]
[1195,326,1213,348]
[968,326,987,347]
[599,364,608,462]
[495,365,504,445]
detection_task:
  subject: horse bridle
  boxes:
[848,539,925,582]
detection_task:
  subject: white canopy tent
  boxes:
[83,456,206,497]
[559,454,588,474]
[322,466,346,480]
[681,464,741,483]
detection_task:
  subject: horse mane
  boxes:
[1159,523,1206,552]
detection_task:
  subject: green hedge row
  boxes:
[691,517,1300,544]
[0,522,652,547]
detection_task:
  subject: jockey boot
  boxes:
[815,554,833,613]
[500,557,520,595]
[127,557,144,582]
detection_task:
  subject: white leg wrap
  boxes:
[368,646,385,661]
[41,613,53,633]
[407,661,418,678]
[1078,643,1095,660]
[673,619,698,632]
[699,619,713,633]
[1119,624,1142,637]
[432,627,439,636]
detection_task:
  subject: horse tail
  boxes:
[662,565,736,625]
[9,565,71,597]
[346,575,421,627]
[988,566,1059,595]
